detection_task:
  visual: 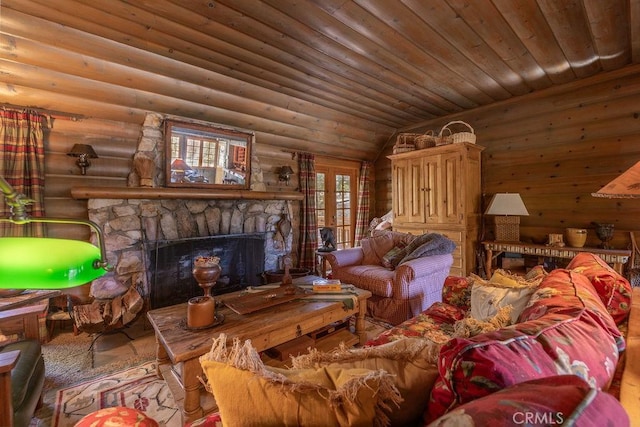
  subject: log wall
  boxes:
[375,65,640,251]
[15,63,640,262]
[40,115,305,242]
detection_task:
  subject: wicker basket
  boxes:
[414,130,438,149]
[436,127,453,145]
[393,133,419,153]
[440,121,476,144]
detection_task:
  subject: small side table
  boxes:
[314,251,333,278]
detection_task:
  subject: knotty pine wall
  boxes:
[375,65,640,253]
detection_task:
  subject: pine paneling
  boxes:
[381,66,640,253]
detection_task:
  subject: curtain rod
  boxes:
[281,149,366,163]
[1,103,86,121]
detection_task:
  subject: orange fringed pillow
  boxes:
[199,334,402,427]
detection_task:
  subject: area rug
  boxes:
[43,317,391,427]
[51,362,181,427]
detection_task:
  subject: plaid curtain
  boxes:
[354,161,372,246]
[297,152,317,270]
[0,109,46,237]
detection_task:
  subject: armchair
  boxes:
[0,304,46,427]
[327,230,454,325]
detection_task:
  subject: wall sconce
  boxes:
[485,193,530,242]
[278,165,294,185]
[0,176,110,289]
[67,144,98,175]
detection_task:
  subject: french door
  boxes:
[316,162,358,250]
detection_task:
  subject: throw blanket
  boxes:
[400,233,456,265]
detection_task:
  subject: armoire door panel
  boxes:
[408,158,425,222]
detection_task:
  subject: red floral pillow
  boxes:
[429,375,629,427]
[567,252,632,325]
[366,302,465,347]
[441,276,472,310]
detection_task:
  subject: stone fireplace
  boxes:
[75,113,301,310]
[85,190,296,308]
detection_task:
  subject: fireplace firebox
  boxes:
[147,233,266,309]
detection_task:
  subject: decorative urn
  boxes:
[187,256,221,328]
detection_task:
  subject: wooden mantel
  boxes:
[71,186,304,201]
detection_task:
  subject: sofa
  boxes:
[198,252,632,426]
[326,230,455,325]
[366,252,632,425]
[0,304,46,427]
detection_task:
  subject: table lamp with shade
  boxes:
[0,175,110,290]
[170,158,192,183]
[485,193,530,242]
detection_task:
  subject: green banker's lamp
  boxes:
[0,176,110,289]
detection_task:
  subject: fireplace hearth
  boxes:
[147,233,266,309]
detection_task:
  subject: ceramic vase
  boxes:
[565,228,587,248]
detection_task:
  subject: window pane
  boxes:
[201,140,217,167]
[316,172,327,229]
[185,138,201,166]
[335,174,351,248]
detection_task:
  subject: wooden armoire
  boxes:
[388,142,484,277]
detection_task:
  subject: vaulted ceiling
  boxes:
[1,0,639,160]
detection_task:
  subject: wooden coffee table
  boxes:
[146,276,371,424]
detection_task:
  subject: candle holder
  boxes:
[187,256,221,329]
[592,222,615,249]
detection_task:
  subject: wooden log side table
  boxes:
[146,275,371,425]
[482,241,631,277]
[314,250,334,278]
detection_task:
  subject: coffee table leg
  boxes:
[355,299,367,345]
[155,335,169,378]
[182,358,204,423]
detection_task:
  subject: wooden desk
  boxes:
[483,241,631,276]
[146,276,371,424]
[0,289,60,312]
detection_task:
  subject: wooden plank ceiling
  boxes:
[0,0,638,161]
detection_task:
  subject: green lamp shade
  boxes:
[0,237,107,289]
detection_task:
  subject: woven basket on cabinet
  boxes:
[414,130,438,149]
[393,133,419,153]
[440,121,476,144]
[436,127,453,145]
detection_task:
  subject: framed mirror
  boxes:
[165,119,252,189]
